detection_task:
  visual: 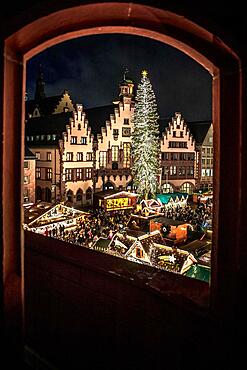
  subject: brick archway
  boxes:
[2,1,242,353]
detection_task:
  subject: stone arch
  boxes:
[66,189,74,203]
[44,187,52,202]
[180,182,194,194]
[104,181,115,191]
[76,188,83,203]
[36,186,42,201]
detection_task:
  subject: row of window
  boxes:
[36,167,52,180]
[202,146,213,155]
[66,152,93,161]
[202,169,213,177]
[202,158,213,165]
[70,136,88,144]
[35,152,52,161]
[168,141,188,148]
[161,152,195,161]
[65,168,92,181]
[162,166,194,176]
[26,134,57,142]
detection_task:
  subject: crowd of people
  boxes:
[43,208,132,248]
[29,198,213,250]
[164,199,213,230]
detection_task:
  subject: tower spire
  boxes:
[34,64,46,101]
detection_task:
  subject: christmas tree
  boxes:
[131,70,160,200]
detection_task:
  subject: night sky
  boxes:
[26,33,212,122]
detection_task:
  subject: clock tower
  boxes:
[113,68,135,105]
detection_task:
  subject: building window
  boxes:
[24,161,29,169]
[86,152,92,161]
[173,131,176,137]
[46,168,52,180]
[113,129,119,140]
[81,137,87,145]
[161,183,173,193]
[99,151,107,167]
[23,175,30,184]
[47,152,52,161]
[52,134,56,140]
[123,143,131,168]
[77,152,83,161]
[35,152,40,160]
[76,168,83,180]
[36,167,41,179]
[41,135,45,141]
[180,182,193,194]
[112,146,119,162]
[85,168,92,179]
[124,118,129,125]
[47,135,51,141]
[71,136,77,144]
[65,169,73,181]
[180,131,184,138]
[23,189,29,203]
[36,135,40,141]
[78,123,81,130]
[66,152,73,161]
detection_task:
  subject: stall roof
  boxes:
[151,216,188,226]
[94,190,138,199]
[156,192,188,205]
[24,202,88,228]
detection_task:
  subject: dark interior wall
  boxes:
[24,232,229,370]
[1,1,247,368]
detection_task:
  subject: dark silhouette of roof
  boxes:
[25,111,73,141]
[24,146,35,158]
[186,121,212,145]
[84,105,115,135]
[26,95,67,117]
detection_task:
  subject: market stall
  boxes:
[93,190,138,211]
[23,202,90,234]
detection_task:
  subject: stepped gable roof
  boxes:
[158,116,211,142]
[25,111,73,136]
[26,94,70,118]
[84,105,114,135]
[24,146,35,159]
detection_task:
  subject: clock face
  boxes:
[122,127,131,137]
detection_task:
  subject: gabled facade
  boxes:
[25,72,212,207]
[62,104,94,205]
[200,123,213,190]
[188,121,213,190]
[160,112,196,194]
[23,147,36,205]
[96,76,135,191]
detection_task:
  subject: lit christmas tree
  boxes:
[131,70,160,200]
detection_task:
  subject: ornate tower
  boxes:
[114,68,134,105]
[34,65,46,101]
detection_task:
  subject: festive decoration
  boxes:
[131,70,160,199]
